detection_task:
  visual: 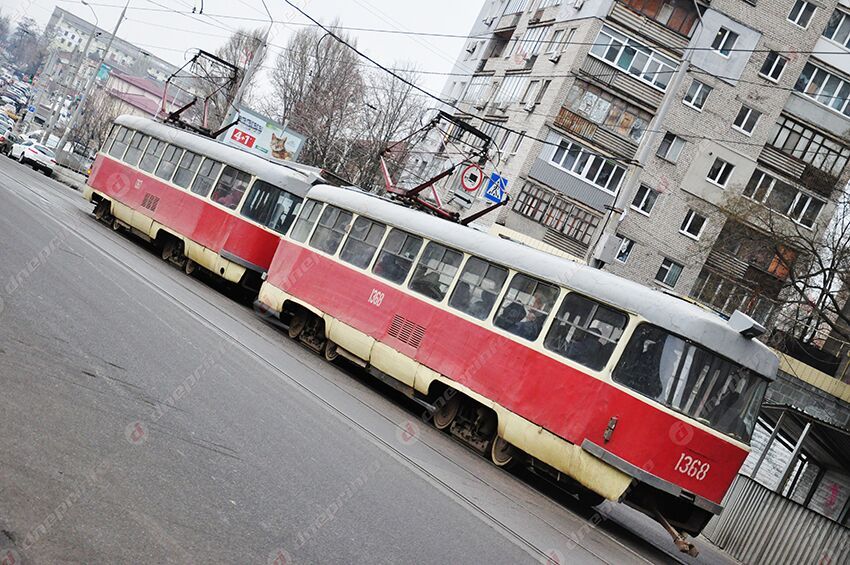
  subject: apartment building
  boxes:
[421,0,850,327]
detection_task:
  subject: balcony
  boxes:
[609,1,695,53]
[758,145,806,181]
[579,56,664,109]
[495,12,521,33]
[553,108,639,160]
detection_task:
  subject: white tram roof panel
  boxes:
[114,115,321,191]
[308,185,780,380]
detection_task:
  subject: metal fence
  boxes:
[703,475,850,564]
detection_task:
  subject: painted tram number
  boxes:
[368,289,385,307]
[675,453,711,481]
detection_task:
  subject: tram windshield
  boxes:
[613,324,768,442]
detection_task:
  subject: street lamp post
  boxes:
[56,0,128,158]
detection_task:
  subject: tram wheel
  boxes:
[184,259,196,276]
[94,200,111,221]
[432,393,461,430]
[161,239,176,261]
[489,435,518,469]
[323,339,339,362]
[288,311,307,339]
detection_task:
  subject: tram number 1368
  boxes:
[675,453,710,481]
[368,289,385,307]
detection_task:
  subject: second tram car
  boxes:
[84,115,320,291]
[257,185,779,554]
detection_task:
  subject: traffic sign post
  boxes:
[483,173,508,204]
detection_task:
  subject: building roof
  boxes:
[110,69,169,98]
[108,90,161,116]
[307,185,781,379]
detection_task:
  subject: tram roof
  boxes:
[114,115,321,191]
[308,185,779,379]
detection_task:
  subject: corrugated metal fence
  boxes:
[703,475,850,564]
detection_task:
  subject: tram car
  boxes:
[257,185,779,555]
[84,115,322,292]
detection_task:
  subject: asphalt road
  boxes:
[0,157,736,564]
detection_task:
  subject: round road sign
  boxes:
[461,163,484,192]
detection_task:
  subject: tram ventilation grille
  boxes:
[387,315,426,349]
[141,193,160,212]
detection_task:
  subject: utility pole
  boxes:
[56,0,128,158]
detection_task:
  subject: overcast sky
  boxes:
[0,0,483,95]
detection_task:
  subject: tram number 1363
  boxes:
[675,453,711,481]
[368,289,385,307]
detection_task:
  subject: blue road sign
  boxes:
[483,173,508,204]
[27,106,35,113]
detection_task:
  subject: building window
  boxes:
[759,51,788,82]
[823,9,850,48]
[794,62,850,117]
[463,75,492,104]
[550,137,626,193]
[563,81,652,142]
[508,25,551,58]
[504,0,528,15]
[770,116,850,176]
[680,210,707,239]
[711,27,739,56]
[657,132,685,162]
[494,74,529,104]
[732,105,761,135]
[514,183,553,221]
[522,79,550,107]
[655,258,683,287]
[546,29,565,54]
[683,79,712,110]
[513,184,601,245]
[743,170,825,228]
[511,131,526,155]
[706,158,734,187]
[631,185,658,215]
[616,237,634,263]
[789,0,816,29]
[589,25,677,91]
[788,192,825,228]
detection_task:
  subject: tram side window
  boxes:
[449,257,508,320]
[494,274,558,341]
[139,138,166,173]
[107,126,131,159]
[210,166,251,210]
[241,180,304,235]
[190,158,222,197]
[173,151,202,189]
[373,229,423,285]
[309,205,353,255]
[408,242,463,301]
[123,132,148,167]
[290,200,323,242]
[340,216,386,269]
[544,293,628,371]
[155,144,184,182]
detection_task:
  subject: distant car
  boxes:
[0,114,14,129]
[11,139,56,175]
[0,127,20,156]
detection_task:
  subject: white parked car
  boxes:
[11,139,56,176]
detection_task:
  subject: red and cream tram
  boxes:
[84,115,321,291]
[257,185,779,555]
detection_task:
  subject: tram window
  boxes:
[408,242,463,301]
[544,293,628,371]
[613,324,769,442]
[340,216,386,269]
[494,274,558,341]
[449,257,508,320]
[173,151,202,188]
[107,126,131,159]
[290,200,323,242]
[309,205,353,255]
[139,138,166,173]
[155,144,184,182]
[210,166,251,210]
[123,132,148,167]
[373,229,423,285]
[241,180,304,235]
[190,158,222,197]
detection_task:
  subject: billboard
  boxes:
[219,105,305,163]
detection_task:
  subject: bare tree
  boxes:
[265,23,364,170]
[7,17,48,77]
[67,85,122,155]
[0,14,11,46]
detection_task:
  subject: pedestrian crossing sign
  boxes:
[483,173,508,204]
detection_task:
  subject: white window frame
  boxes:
[631,185,658,216]
[711,27,739,57]
[549,137,627,194]
[616,237,635,263]
[680,209,707,240]
[683,80,712,111]
[759,51,788,83]
[656,258,683,288]
[588,25,678,92]
[787,191,825,228]
[511,131,526,155]
[823,8,850,49]
[795,62,850,117]
[657,132,685,163]
[789,0,817,29]
[546,29,565,54]
[732,105,761,136]
[495,74,530,104]
[706,158,734,188]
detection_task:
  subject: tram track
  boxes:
[0,162,684,564]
